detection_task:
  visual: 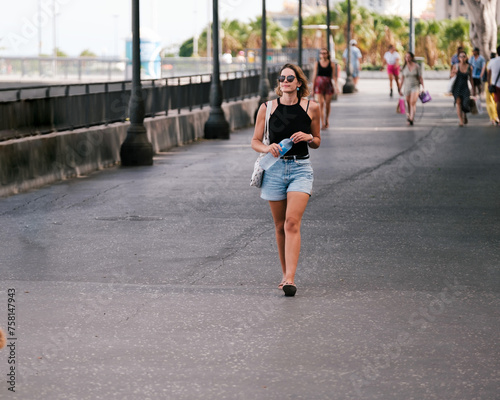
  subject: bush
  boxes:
[361,63,383,71]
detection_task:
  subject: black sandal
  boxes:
[283,283,297,297]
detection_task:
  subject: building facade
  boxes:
[435,0,500,23]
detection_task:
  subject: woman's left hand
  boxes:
[290,131,313,143]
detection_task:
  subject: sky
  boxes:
[0,0,285,57]
[0,0,425,58]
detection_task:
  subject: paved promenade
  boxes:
[0,79,499,399]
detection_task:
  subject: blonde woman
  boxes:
[251,63,321,296]
[399,51,424,126]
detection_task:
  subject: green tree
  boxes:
[440,18,470,63]
[55,48,67,57]
[80,49,97,57]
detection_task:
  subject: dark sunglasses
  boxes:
[278,75,296,83]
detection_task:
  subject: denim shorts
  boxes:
[260,158,314,201]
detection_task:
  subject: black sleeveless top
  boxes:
[317,61,333,77]
[268,98,311,157]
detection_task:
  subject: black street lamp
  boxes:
[409,0,415,53]
[204,0,230,139]
[298,0,302,68]
[326,0,331,54]
[342,0,355,93]
[258,0,270,104]
[120,0,153,166]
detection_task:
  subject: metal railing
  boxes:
[0,50,320,81]
[0,64,312,142]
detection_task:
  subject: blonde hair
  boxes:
[275,63,311,98]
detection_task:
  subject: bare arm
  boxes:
[450,64,457,78]
[330,61,338,85]
[470,68,475,96]
[251,101,282,157]
[480,61,486,79]
[312,62,318,90]
[306,101,321,149]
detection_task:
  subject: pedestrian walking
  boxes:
[487,46,500,123]
[450,50,474,126]
[382,44,401,97]
[399,51,424,126]
[450,46,463,70]
[469,47,486,98]
[251,63,321,297]
[312,48,338,129]
[342,39,362,90]
[485,52,499,125]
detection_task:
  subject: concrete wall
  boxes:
[0,97,260,197]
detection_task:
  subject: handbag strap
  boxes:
[494,69,500,87]
[263,100,272,146]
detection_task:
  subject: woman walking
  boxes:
[251,63,321,297]
[312,48,337,129]
[450,50,474,126]
[485,52,499,125]
[399,51,424,125]
[382,44,401,97]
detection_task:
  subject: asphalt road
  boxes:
[0,79,498,400]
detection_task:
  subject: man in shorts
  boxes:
[382,44,401,97]
[487,45,500,120]
[469,47,486,97]
[343,39,362,90]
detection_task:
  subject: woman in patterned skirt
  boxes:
[312,48,338,129]
[450,50,474,126]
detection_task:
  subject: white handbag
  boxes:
[250,100,272,188]
[446,75,456,94]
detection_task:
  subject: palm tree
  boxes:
[415,20,442,67]
[440,18,470,64]
[246,16,287,50]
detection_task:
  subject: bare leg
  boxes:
[456,98,464,125]
[269,200,287,283]
[282,192,310,284]
[316,93,326,128]
[409,91,419,122]
[405,94,411,122]
[394,74,401,92]
[324,93,333,127]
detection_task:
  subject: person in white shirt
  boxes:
[382,44,401,97]
[487,45,500,120]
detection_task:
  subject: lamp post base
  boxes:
[120,124,153,166]
[204,108,230,140]
[343,76,356,94]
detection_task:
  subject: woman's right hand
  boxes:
[267,143,282,158]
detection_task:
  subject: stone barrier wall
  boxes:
[0,97,260,197]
